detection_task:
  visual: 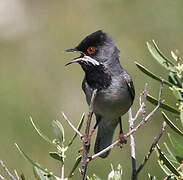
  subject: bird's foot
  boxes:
[118,133,127,148]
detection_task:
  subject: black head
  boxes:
[65,30,120,70]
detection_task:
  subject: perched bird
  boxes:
[65,30,135,158]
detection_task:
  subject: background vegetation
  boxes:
[0,0,183,179]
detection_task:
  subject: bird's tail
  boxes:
[94,117,118,158]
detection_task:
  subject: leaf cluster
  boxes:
[136,41,183,179]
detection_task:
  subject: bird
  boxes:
[65,30,135,158]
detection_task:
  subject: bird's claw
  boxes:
[118,133,127,148]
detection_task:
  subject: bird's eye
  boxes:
[87,46,96,55]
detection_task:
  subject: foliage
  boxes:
[87,164,123,180]
[15,115,85,180]
[136,40,183,179]
[14,115,123,180]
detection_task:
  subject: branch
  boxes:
[80,89,97,180]
[128,108,137,180]
[0,174,6,180]
[62,112,83,138]
[14,170,20,180]
[0,160,17,180]
[134,121,167,178]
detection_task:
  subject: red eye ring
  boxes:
[87,46,96,55]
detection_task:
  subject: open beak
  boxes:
[65,48,99,66]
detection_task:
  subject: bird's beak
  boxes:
[65,48,100,66]
[65,48,78,53]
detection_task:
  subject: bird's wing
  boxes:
[123,72,135,101]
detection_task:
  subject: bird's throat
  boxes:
[84,65,112,90]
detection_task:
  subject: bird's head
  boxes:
[65,30,119,71]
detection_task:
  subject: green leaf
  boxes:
[147,40,175,70]
[147,95,180,115]
[158,160,172,176]
[175,156,183,164]
[171,50,179,62]
[15,143,51,175]
[156,145,182,177]
[135,62,173,87]
[49,152,64,163]
[108,164,122,180]
[164,143,179,164]
[87,174,102,180]
[20,174,26,180]
[30,117,54,146]
[33,165,55,180]
[148,174,156,180]
[168,72,183,88]
[68,155,82,178]
[180,104,183,127]
[52,120,65,143]
[162,112,183,137]
[68,113,85,147]
[164,153,179,165]
[168,133,183,156]
[170,86,183,101]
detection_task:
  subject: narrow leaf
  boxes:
[148,174,156,180]
[171,51,179,61]
[147,95,180,115]
[30,117,54,145]
[68,155,82,178]
[68,113,85,147]
[170,86,183,101]
[180,108,183,127]
[33,165,54,180]
[168,133,183,156]
[164,143,179,164]
[158,160,172,176]
[147,40,175,70]
[162,112,183,137]
[135,62,173,87]
[164,153,179,165]
[175,156,183,164]
[49,152,63,163]
[168,72,182,88]
[52,120,65,143]
[15,143,50,175]
[156,145,182,177]
[89,175,101,180]
[108,164,122,180]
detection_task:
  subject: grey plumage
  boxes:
[66,30,135,158]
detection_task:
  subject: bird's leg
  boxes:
[118,117,127,147]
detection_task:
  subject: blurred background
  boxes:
[0,0,183,179]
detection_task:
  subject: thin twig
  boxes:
[0,160,17,180]
[134,121,167,179]
[62,112,83,138]
[88,83,163,161]
[80,89,97,180]
[128,108,136,180]
[0,174,6,180]
[61,163,64,180]
[141,83,148,121]
[133,84,148,122]
[14,170,20,180]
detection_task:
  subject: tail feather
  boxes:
[94,116,118,158]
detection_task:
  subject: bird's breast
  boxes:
[83,78,132,119]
